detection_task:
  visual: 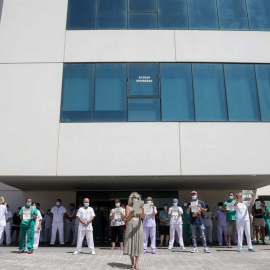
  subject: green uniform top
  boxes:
[19,206,38,227]
[182,206,191,224]
[263,206,270,220]
[223,200,237,221]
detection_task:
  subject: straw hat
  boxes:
[0,196,5,204]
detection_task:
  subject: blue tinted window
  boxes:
[129,63,159,96]
[129,0,157,12]
[160,63,194,121]
[61,64,94,122]
[97,0,127,29]
[224,64,260,121]
[188,0,219,29]
[193,64,228,121]
[158,0,188,29]
[94,64,127,122]
[128,13,158,29]
[67,0,97,30]
[246,0,270,30]
[128,98,161,121]
[255,65,270,121]
[217,0,248,30]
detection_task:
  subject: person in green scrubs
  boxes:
[182,201,192,246]
[261,201,270,240]
[18,198,38,254]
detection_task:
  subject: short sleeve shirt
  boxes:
[168,206,183,225]
[224,200,237,221]
[19,206,38,227]
[44,215,52,229]
[143,206,157,228]
[35,210,43,228]
[215,209,226,226]
[204,212,213,226]
[187,200,206,225]
[159,210,170,226]
[51,206,66,223]
[0,205,7,226]
[263,207,270,220]
[110,208,126,227]
[77,207,95,230]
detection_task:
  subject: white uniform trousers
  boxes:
[169,224,184,248]
[44,228,52,242]
[50,222,64,245]
[143,226,156,250]
[33,227,41,250]
[76,228,94,252]
[0,225,11,245]
[236,220,253,249]
[0,226,5,244]
[65,222,75,243]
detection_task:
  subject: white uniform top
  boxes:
[5,210,13,228]
[35,210,43,230]
[169,206,183,225]
[77,207,95,231]
[0,205,7,226]
[236,201,250,222]
[43,214,52,229]
[51,206,66,223]
[143,206,157,228]
[66,210,76,224]
[204,212,213,226]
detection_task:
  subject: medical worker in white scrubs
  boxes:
[0,204,12,246]
[73,198,95,255]
[32,202,43,250]
[0,197,7,252]
[235,192,255,252]
[50,199,67,245]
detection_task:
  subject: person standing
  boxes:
[11,207,21,243]
[143,197,157,254]
[50,199,67,245]
[65,203,76,244]
[0,204,12,246]
[73,198,95,255]
[214,202,228,246]
[223,192,237,247]
[261,201,270,240]
[204,205,213,245]
[43,209,52,243]
[123,192,144,270]
[168,198,185,250]
[72,203,83,246]
[158,203,170,247]
[187,191,210,253]
[0,197,7,252]
[252,199,266,245]
[110,199,126,250]
[18,198,38,254]
[235,192,255,252]
[32,202,42,250]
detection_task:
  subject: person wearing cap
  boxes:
[187,191,210,253]
[168,198,185,250]
[0,196,8,252]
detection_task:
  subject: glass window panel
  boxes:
[129,0,157,12]
[0,0,3,23]
[94,64,127,122]
[97,0,127,29]
[192,64,228,121]
[129,63,159,96]
[128,13,158,29]
[255,65,270,121]
[61,64,94,122]
[128,98,161,121]
[217,0,248,30]
[160,63,194,121]
[224,64,260,121]
[188,0,219,29]
[158,0,188,29]
[67,0,97,30]
[246,0,270,30]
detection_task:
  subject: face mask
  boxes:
[56,202,60,206]
[26,203,31,207]
[219,206,223,210]
[84,203,89,207]
[164,206,168,210]
[173,202,177,206]
[191,195,197,200]
[133,198,138,204]
[183,203,187,207]
[115,203,120,208]
[229,196,234,200]
[147,201,152,205]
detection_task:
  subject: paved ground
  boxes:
[1,242,270,270]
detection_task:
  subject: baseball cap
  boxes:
[190,191,197,195]
[173,198,178,203]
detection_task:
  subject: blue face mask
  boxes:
[84,203,89,207]
[229,196,234,200]
[56,202,60,206]
[147,201,152,205]
[164,206,168,210]
[26,203,31,207]
[219,206,223,210]
[183,203,187,207]
[115,203,120,208]
[191,195,197,200]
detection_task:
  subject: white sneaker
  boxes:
[168,246,172,250]
[91,250,96,255]
[204,247,210,253]
[73,251,80,255]
[191,247,198,253]
[180,246,186,250]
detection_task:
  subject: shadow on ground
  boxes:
[107,262,130,269]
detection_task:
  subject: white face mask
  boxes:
[133,198,138,204]
[183,203,187,207]
[115,203,120,208]
[56,202,60,206]
[147,201,152,205]
[173,202,178,206]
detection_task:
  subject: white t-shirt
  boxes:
[43,214,52,229]
[77,207,95,231]
[110,207,126,227]
[35,210,43,230]
[236,201,250,222]
[204,212,213,226]
[0,205,7,226]
[169,206,183,225]
[51,206,66,223]
[5,210,13,228]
